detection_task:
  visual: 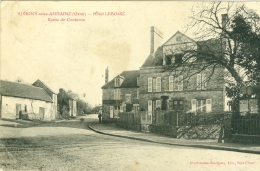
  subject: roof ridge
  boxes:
[0,80,45,90]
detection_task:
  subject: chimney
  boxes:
[105,67,109,84]
[221,14,228,28]
[150,26,163,54]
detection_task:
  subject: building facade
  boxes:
[101,70,140,120]
[0,80,55,120]
[101,26,227,123]
[32,79,58,119]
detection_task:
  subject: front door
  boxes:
[16,104,21,119]
[39,107,45,120]
[114,106,119,118]
[110,106,113,118]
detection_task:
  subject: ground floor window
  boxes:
[191,99,212,113]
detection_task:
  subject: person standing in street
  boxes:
[98,113,102,123]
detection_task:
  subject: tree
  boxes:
[161,2,260,107]
[160,2,260,142]
[57,89,92,117]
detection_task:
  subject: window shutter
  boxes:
[191,99,196,113]
[156,77,161,92]
[120,106,123,112]
[156,100,161,109]
[137,88,139,99]
[169,76,174,91]
[148,77,152,92]
[114,89,116,99]
[148,100,152,115]
[174,77,178,91]
[197,74,201,90]
[202,74,207,90]
[178,75,183,91]
[118,89,121,99]
[206,99,212,113]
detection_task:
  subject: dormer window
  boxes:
[114,78,120,87]
[174,53,183,64]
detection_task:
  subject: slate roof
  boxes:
[101,70,140,89]
[32,79,56,98]
[0,80,53,102]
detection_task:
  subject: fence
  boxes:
[155,111,196,126]
[232,115,260,136]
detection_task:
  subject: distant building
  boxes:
[101,70,140,120]
[0,80,56,120]
[58,88,77,117]
[32,79,58,119]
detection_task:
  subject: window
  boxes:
[174,75,183,91]
[148,77,152,92]
[156,77,161,92]
[147,77,161,92]
[197,99,206,112]
[153,78,156,92]
[24,105,27,112]
[175,53,183,64]
[114,78,120,87]
[191,99,212,113]
[197,74,207,90]
[114,89,121,100]
[133,104,139,112]
[170,100,184,110]
[125,94,131,103]
[166,55,172,65]
[156,100,161,110]
[169,76,174,91]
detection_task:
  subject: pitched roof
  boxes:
[32,79,56,98]
[141,46,164,67]
[0,80,53,102]
[141,32,222,68]
[101,70,140,89]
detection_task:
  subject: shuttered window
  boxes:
[169,76,174,91]
[191,99,196,112]
[206,99,212,112]
[197,74,207,90]
[156,100,161,109]
[114,89,121,100]
[156,77,161,92]
[202,74,207,90]
[174,75,183,91]
[197,74,201,90]
[178,75,183,91]
[191,99,212,113]
[148,77,152,92]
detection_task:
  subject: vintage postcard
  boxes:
[1,1,260,171]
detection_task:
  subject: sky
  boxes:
[1,1,259,106]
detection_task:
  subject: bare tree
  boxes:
[163,2,260,89]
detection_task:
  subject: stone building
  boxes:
[0,80,55,120]
[139,30,226,122]
[101,25,228,123]
[101,70,140,120]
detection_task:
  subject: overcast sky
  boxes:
[1,1,259,106]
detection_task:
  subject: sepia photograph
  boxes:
[0,1,260,170]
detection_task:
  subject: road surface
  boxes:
[0,114,259,171]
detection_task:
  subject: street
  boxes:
[0,115,259,171]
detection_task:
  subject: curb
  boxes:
[87,125,260,155]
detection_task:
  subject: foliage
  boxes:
[57,89,92,117]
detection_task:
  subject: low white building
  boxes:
[0,80,55,120]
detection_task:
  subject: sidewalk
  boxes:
[88,123,260,154]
